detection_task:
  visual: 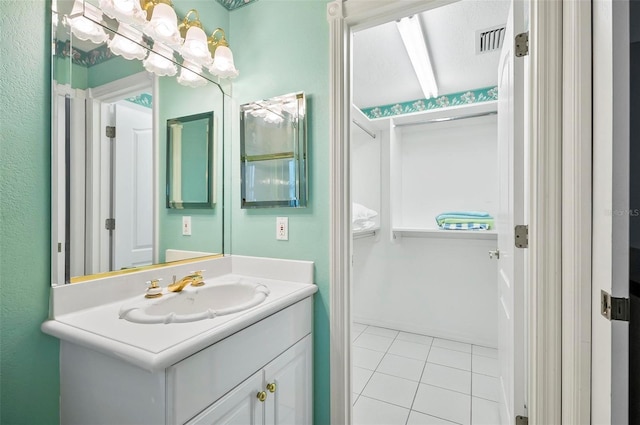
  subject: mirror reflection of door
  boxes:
[111,100,153,271]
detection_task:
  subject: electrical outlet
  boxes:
[276,217,288,241]
[182,216,192,236]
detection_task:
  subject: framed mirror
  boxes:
[167,112,216,209]
[51,0,227,285]
[240,92,308,208]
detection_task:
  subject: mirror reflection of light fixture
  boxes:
[99,0,146,25]
[108,23,148,60]
[178,10,213,66]
[143,42,177,76]
[143,2,181,46]
[208,28,239,79]
[177,60,208,87]
[64,0,109,44]
[396,15,438,99]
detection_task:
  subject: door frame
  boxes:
[328,0,589,423]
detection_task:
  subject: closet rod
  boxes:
[352,120,376,139]
[393,110,497,128]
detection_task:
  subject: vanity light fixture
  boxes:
[177,59,208,87]
[208,28,239,79]
[99,0,146,25]
[178,10,213,66]
[64,0,109,44]
[143,42,177,76]
[108,23,148,60]
[396,15,438,99]
[143,2,181,46]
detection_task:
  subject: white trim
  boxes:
[88,71,153,102]
[528,1,563,423]
[561,0,592,423]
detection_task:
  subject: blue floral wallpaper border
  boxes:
[126,93,153,109]
[215,0,259,10]
[55,40,115,68]
[360,86,499,120]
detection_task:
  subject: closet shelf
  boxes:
[392,227,497,240]
[353,227,380,239]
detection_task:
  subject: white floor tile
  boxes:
[354,332,395,352]
[472,373,499,402]
[471,397,500,425]
[353,322,368,333]
[472,346,498,359]
[421,362,471,394]
[407,410,460,425]
[353,396,410,425]
[397,332,434,346]
[388,339,431,361]
[364,325,400,338]
[353,366,375,394]
[472,355,499,377]
[413,384,471,425]
[428,347,472,371]
[353,346,385,370]
[433,338,472,354]
[353,329,365,342]
[376,353,425,381]
[361,372,419,409]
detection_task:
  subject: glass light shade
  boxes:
[99,0,146,25]
[180,27,212,65]
[108,24,147,60]
[144,3,181,46]
[177,60,208,88]
[143,43,177,77]
[63,0,109,44]
[208,45,239,78]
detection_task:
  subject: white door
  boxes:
[188,371,265,425]
[113,101,153,270]
[263,335,313,425]
[496,1,526,423]
[592,0,630,423]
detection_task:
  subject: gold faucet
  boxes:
[167,270,205,292]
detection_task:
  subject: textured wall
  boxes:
[229,1,331,423]
[0,1,61,424]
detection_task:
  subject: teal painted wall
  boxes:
[0,1,61,424]
[229,2,331,423]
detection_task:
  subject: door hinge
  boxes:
[515,225,528,248]
[106,126,116,138]
[601,290,630,322]
[105,218,116,231]
[516,416,528,425]
[515,32,529,57]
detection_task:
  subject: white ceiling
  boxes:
[352,0,510,109]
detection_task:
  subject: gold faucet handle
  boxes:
[190,270,205,287]
[145,278,163,298]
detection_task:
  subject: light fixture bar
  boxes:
[396,15,438,99]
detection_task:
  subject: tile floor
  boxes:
[352,323,501,425]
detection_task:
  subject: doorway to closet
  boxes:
[348,1,525,424]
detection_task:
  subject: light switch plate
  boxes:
[276,217,288,240]
[182,216,192,236]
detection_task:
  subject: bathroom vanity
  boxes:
[42,256,317,425]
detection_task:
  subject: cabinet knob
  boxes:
[266,382,276,393]
[257,391,267,402]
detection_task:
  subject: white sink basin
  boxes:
[119,280,270,324]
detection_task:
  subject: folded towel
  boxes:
[436,211,494,230]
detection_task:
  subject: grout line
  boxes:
[407,337,433,423]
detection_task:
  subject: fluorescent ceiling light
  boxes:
[396,15,438,99]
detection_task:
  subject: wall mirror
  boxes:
[51,0,228,285]
[240,92,308,208]
[167,112,216,209]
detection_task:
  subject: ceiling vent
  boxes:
[476,25,506,54]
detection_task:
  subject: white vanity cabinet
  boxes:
[58,297,313,425]
[188,334,312,425]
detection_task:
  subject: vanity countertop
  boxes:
[41,256,317,372]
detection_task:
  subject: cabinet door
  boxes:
[187,371,265,425]
[264,334,313,425]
